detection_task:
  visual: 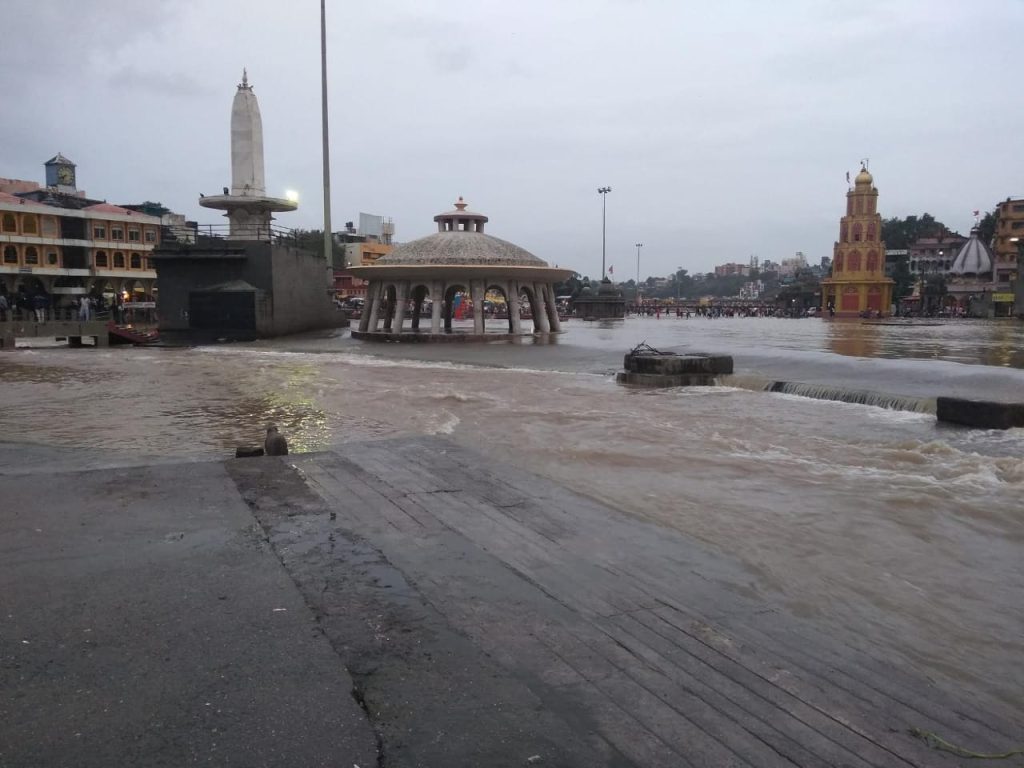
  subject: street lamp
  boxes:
[635,242,643,312]
[598,187,612,279]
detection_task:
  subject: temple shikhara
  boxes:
[821,166,894,317]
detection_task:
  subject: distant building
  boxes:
[778,253,808,277]
[0,154,159,304]
[884,249,907,278]
[333,213,395,298]
[947,227,1002,317]
[738,279,764,299]
[993,197,1024,285]
[907,231,967,277]
[714,262,750,277]
[820,166,894,316]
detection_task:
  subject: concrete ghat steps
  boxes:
[226,437,1020,767]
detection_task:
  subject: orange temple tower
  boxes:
[821,166,894,317]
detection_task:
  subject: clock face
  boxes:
[57,166,73,184]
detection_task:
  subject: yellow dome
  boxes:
[855,167,873,185]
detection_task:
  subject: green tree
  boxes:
[977,210,997,245]
[891,254,914,299]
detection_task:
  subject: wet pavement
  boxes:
[4,438,1020,766]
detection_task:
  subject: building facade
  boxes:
[993,197,1024,286]
[907,232,968,277]
[820,167,894,317]
[0,154,159,305]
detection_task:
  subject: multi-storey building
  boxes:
[907,231,967,277]
[0,154,159,306]
[820,166,894,316]
[993,197,1024,285]
[714,262,750,277]
[333,214,395,299]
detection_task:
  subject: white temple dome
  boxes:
[949,227,995,277]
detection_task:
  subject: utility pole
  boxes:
[635,242,643,312]
[598,187,611,279]
[320,0,333,269]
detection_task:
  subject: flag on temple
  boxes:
[973,209,980,217]
[846,171,850,184]
[608,265,614,275]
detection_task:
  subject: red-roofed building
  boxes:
[0,155,161,306]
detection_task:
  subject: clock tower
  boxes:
[44,152,77,192]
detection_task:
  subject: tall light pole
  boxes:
[598,187,611,279]
[635,242,643,312]
[320,0,333,269]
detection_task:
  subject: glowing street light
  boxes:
[285,189,299,203]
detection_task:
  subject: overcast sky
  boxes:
[2,0,1022,277]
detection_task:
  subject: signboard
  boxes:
[992,293,1015,303]
[124,301,156,309]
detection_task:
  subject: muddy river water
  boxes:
[2,316,1022,713]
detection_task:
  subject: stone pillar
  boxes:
[508,280,521,334]
[533,282,551,333]
[411,287,422,331]
[359,283,375,332]
[392,281,409,333]
[545,284,562,332]
[431,281,443,334]
[471,280,485,335]
[365,282,381,332]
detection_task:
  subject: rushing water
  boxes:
[2,317,1022,715]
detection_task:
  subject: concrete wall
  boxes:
[268,245,336,335]
[155,253,251,332]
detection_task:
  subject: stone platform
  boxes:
[2,438,1019,766]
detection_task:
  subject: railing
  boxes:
[160,223,305,248]
[0,307,113,323]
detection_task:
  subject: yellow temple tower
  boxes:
[821,166,894,317]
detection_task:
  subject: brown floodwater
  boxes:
[2,317,1022,714]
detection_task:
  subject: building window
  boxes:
[867,251,879,271]
[113,252,126,269]
[144,229,156,243]
[848,251,861,271]
[93,225,107,239]
[1012,221,1024,230]
[834,253,843,272]
[1,213,16,233]
[853,223,863,242]
[95,250,109,268]
[23,246,39,265]
[1013,204,1024,212]
[129,253,142,269]
[112,226,124,240]
[41,216,58,237]
[21,215,38,235]
[128,228,140,242]
[867,222,876,241]
[3,245,18,264]
[145,258,154,270]
[47,250,59,266]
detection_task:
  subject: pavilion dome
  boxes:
[855,167,873,185]
[949,227,995,277]
[375,198,549,268]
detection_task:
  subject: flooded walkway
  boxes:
[230,437,1020,767]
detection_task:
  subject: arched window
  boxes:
[113,251,126,269]
[41,216,58,237]
[834,253,843,272]
[23,246,39,265]
[853,223,863,242]
[867,221,876,241]
[848,251,862,271]
[129,253,142,269]
[3,245,18,264]
[47,250,59,266]
[840,223,848,242]
[95,250,109,268]
[1,213,17,233]
[21,215,38,235]
[866,251,879,272]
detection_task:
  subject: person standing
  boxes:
[79,295,91,321]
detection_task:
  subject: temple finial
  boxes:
[239,68,250,90]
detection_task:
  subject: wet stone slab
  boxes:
[229,438,1022,768]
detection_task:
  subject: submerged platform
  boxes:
[1,437,1019,766]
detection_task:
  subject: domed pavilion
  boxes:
[350,198,573,339]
